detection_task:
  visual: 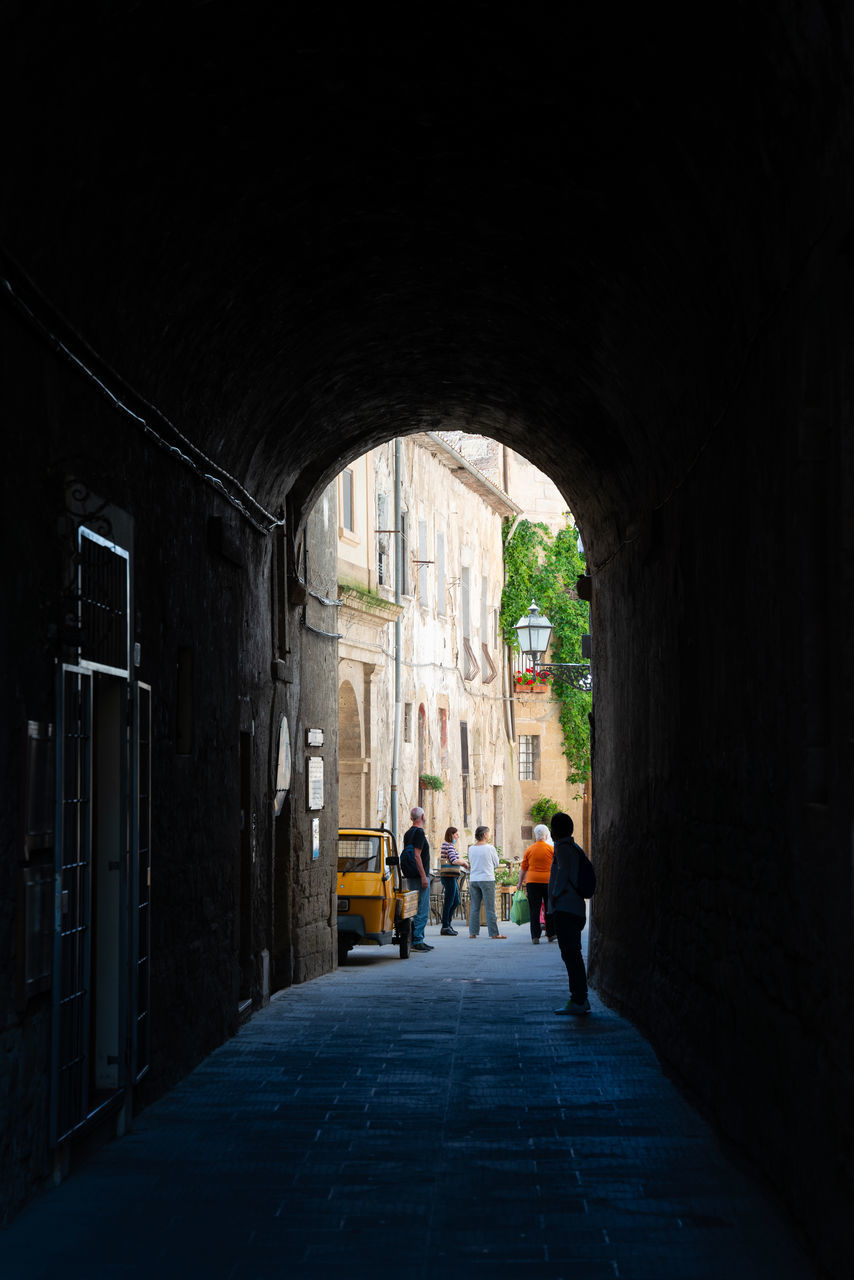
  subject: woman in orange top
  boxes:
[517,824,555,944]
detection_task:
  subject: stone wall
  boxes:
[588,273,854,1276]
[0,297,341,1215]
[284,483,340,988]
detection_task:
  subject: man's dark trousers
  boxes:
[554,911,587,1003]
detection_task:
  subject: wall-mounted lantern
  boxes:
[513,599,592,692]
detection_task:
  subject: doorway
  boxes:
[52,667,150,1145]
[90,674,125,1105]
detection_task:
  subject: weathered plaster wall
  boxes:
[335,453,373,587]
[336,436,523,855]
[515,690,586,844]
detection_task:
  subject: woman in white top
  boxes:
[467,826,506,939]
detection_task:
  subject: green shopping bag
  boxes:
[509,888,530,926]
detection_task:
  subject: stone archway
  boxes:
[2,10,853,1269]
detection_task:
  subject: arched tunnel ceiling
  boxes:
[3,3,853,547]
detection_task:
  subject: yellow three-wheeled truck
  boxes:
[336,826,419,965]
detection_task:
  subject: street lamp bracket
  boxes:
[513,599,592,692]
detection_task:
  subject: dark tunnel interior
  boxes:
[1,5,853,1275]
[3,6,812,531]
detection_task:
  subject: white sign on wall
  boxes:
[307,756,324,810]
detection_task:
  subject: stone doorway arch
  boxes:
[337,679,364,828]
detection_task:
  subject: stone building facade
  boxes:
[336,434,523,859]
[440,434,591,850]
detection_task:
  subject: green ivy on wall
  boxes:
[500,518,591,787]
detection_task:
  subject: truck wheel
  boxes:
[399,919,412,959]
[338,937,350,966]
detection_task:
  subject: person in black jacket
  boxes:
[402,806,433,952]
[547,812,592,1015]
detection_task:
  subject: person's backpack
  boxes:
[570,842,596,899]
[400,843,419,879]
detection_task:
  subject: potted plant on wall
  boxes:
[530,795,560,826]
[419,773,445,792]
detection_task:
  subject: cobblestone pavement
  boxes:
[1,922,819,1279]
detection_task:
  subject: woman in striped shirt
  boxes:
[439,826,468,935]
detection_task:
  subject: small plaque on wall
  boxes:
[307,756,324,810]
[307,728,324,747]
[312,817,320,860]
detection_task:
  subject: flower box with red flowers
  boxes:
[514,668,553,690]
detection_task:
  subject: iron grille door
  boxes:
[131,682,152,1081]
[77,526,130,677]
[51,665,93,1145]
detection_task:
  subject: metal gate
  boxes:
[131,681,152,1082]
[51,667,153,1143]
[51,664,93,1145]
